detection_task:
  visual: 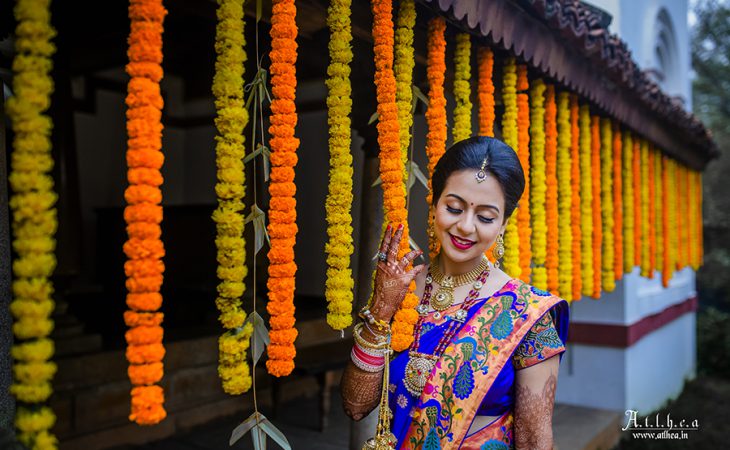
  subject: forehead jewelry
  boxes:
[475,154,489,183]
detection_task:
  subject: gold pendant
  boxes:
[362,432,397,450]
[430,287,454,311]
[403,354,436,397]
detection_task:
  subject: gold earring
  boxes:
[492,233,505,267]
[428,221,435,238]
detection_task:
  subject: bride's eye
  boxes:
[446,206,461,214]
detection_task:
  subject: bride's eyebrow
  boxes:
[445,194,500,213]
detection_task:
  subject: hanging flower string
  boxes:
[123,0,168,425]
[529,79,547,291]
[632,139,641,269]
[639,140,650,277]
[425,17,446,261]
[266,0,300,377]
[569,96,582,300]
[556,92,573,301]
[612,122,623,281]
[211,0,253,393]
[453,32,472,143]
[6,0,59,447]
[516,64,531,282]
[324,0,355,330]
[578,105,593,296]
[371,0,418,352]
[544,85,559,293]
[478,47,495,137]
[661,155,671,286]
[590,116,602,298]
[622,131,635,273]
[654,148,663,279]
[501,57,520,278]
[647,144,656,278]
[600,118,614,291]
[394,0,415,184]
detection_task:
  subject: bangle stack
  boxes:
[351,322,390,372]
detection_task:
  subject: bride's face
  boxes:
[432,169,507,264]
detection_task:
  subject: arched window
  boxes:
[650,8,679,94]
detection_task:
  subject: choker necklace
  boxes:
[428,255,489,312]
[403,265,491,397]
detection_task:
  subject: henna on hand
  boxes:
[514,366,558,450]
[340,360,384,421]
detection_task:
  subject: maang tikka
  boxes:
[475,153,489,183]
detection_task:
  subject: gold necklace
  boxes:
[428,255,489,311]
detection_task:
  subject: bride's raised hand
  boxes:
[369,223,426,323]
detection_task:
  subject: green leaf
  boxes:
[243,146,264,164]
[371,175,383,187]
[406,161,429,190]
[229,412,291,450]
[244,311,270,367]
[256,0,262,23]
[244,204,270,255]
[368,111,379,125]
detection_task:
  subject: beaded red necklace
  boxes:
[403,265,491,397]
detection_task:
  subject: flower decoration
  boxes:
[453,32,472,143]
[501,57,520,279]
[556,92,572,301]
[529,79,547,291]
[516,64,531,282]
[394,0,415,184]
[600,118,614,291]
[632,139,641,268]
[612,122,623,281]
[266,0,300,377]
[123,0,168,425]
[478,47,495,137]
[653,148,663,277]
[622,131,635,273]
[569,95,582,300]
[544,84,559,293]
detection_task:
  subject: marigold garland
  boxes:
[647,143,657,278]
[556,92,572,301]
[578,105,593,296]
[600,118,615,291]
[123,0,167,425]
[267,0,300,377]
[687,169,696,270]
[516,65,531,282]
[676,163,686,270]
[7,0,59,445]
[698,172,704,266]
[661,156,671,286]
[632,139,641,268]
[654,148,663,277]
[425,17,447,261]
[453,32,472,143]
[612,122,623,281]
[501,57,520,279]
[622,131,635,273]
[529,79,547,291]
[372,0,418,352]
[394,0,415,185]
[324,0,355,331]
[211,0,253,393]
[590,116,602,297]
[639,140,650,278]
[544,84,559,293]
[478,47,495,137]
[569,96,582,300]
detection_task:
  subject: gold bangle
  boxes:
[359,308,391,334]
[353,323,390,350]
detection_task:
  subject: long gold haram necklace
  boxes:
[403,265,491,397]
[429,255,489,312]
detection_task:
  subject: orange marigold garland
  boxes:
[516,65,531,282]
[687,169,696,270]
[266,0,300,377]
[612,122,623,281]
[622,131,635,273]
[676,163,686,270]
[544,85,559,293]
[569,95,582,300]
[556,92,572,301]
[372,0,417,352]
[529,79,547,291]
[501,57,520,278]
[600,118,614,291]
[124,0,168,425]
[647,143,656,278]
[590,116,601,298]
[661,156,671,287]
[698,172,704,266]
[639,140,650,278]
[632,138,641,268]
[425,17,447,261]
[477,47,495,137]
[654,147,663,278]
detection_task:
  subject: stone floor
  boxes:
[110,390,622,450]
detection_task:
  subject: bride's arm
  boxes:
[513,354,560,450]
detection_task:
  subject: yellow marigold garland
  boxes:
[698,172,704,266]
[394,0,415,184]
[687,169,696,270]
[324,0,355,330]
[677,164,687,270]
[633,139,641,268]
[639,140,650,277]
[661,155,671,286]
[569,96,582,300]
[647,144,656,278]
[212,0,253,393]
[372,0,418,352]
[600,118,614,291]
[556,92,572,301]
[667,159,678,278]
[590,116,602,298]
[453,32,472,143]
[654,147,663,277]
[478,47,495,137]
[529,79,547,290]
[516,65,531,282]
[7,0,59,446]
[612,122,623,281]
[578,106,593,296]
[501,57,520,278]
[124,0,168,425]
[622,131,635,273]
[545,85,559,293]
[425,17,447,261]
[267,0,300,377]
